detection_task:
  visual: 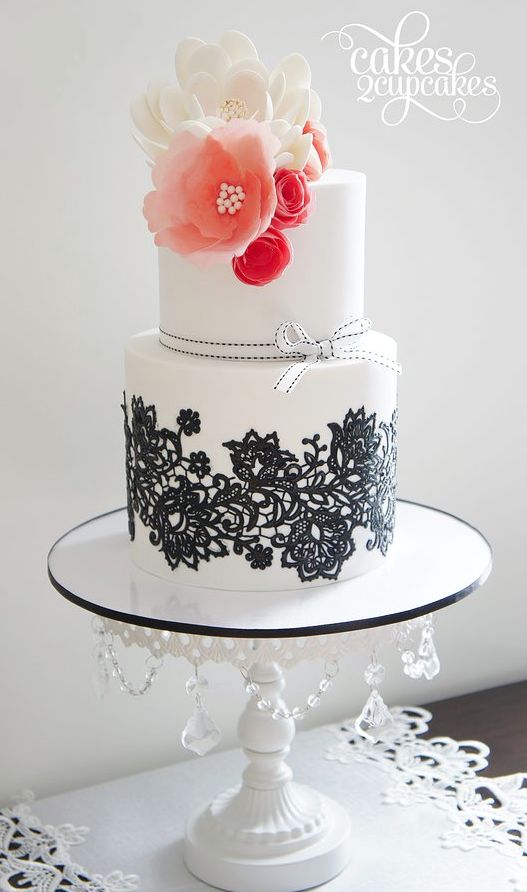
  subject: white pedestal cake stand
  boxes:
[47,500,491,892]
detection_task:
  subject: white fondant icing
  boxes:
[124,329,397,591]
[159,169,365,343]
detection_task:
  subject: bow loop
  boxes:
[274,321,320,357]
[273,316,400,394]
[332,316,372,350]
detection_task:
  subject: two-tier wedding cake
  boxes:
[123,31,400,591]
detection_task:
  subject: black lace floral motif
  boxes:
[123,395,397,583]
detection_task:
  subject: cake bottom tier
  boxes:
[123,330,398,592]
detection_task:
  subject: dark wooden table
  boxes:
[424,680,527,776]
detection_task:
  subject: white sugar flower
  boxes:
[131,30,324,173]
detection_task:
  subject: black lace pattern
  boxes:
[122,394,397,583]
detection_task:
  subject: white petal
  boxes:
[288,132,313,171]
[269,70,286,110]
[132,132,166,162]
[262,92,273,121]
[279,124,302,152]
[269,118,291,138]
[274,151,295,168]
[271,52,311,90]
[224,70,268,119]
[277,86,310,128]
[175,37,204,86]
[173,119,212,139]
[146,79,171,125]
[186,93,205,120]
[227,58,269,82]
[184,72,220,116]
[200,115,225,129]
[159,85,187,129]
[186,43,231,85]
[308,89,322,122]
[131,94,170,145]
[219,30,259,64]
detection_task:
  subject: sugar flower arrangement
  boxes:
[132,31,331,287]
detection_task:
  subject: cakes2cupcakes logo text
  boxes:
[323,11,500,126]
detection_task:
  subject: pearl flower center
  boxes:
[218,98,249,122]
[216,182,246,215]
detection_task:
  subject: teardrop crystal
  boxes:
[419,629,441,680]
[355,689,393,742]
[403,651,425,679]
[181,706,221,756]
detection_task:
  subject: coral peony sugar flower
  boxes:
[143,119,280,264]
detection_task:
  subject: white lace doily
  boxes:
[327,707,527,891]
[102,615,428,668]
[0,793,138,892]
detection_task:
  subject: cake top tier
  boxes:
[131,30,333,289]
[159,168,365,344]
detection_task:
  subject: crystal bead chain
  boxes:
[92,619,163,697]
[106,640,163,696]
[239,660,339,720]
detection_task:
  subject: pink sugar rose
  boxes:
[232,226,292,286]
[143,119,280,264]
[271,168,313,231]
[302,120,332,182]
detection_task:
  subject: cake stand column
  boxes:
[184,660,352,892]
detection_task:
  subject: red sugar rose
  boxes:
[271,168,313,230]
[232,226,293,286]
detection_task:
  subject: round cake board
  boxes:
[48,500,491,638]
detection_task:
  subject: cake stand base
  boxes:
[183,662,352,892]
[185,794,351,892]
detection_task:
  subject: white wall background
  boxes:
[1,0,525,803]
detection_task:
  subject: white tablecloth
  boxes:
[28,722,522,892]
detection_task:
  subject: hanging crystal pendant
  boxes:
[92,621,109,699]
[93,652,109,699]
[398,617,440,680]
[419,624,440,680]
[181,666,221,756]
[181,705,222,756]
[355,689,394,742]
[401,649,425,679]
